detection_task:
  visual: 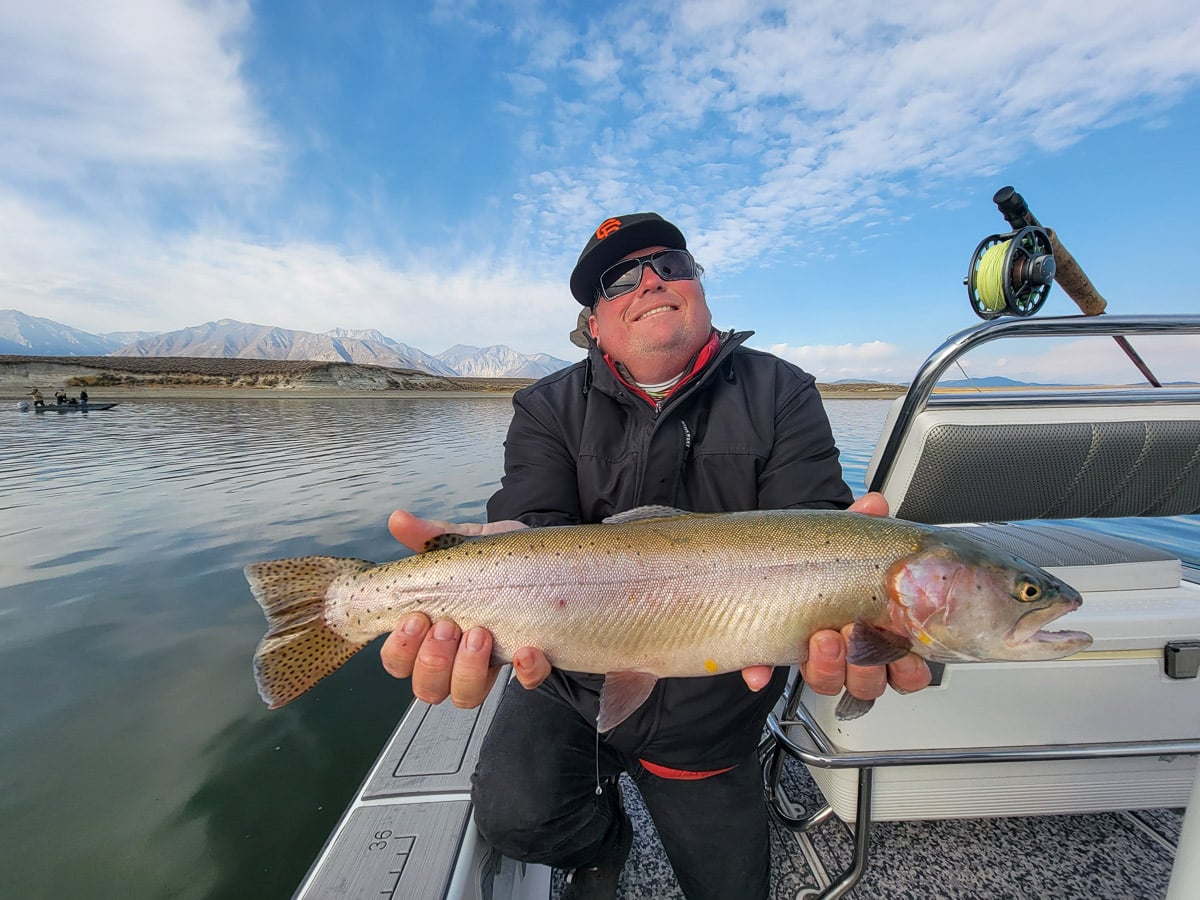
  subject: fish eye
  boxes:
[1014,576,1043,603]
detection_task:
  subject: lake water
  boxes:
[1,396,1196,899]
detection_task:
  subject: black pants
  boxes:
[471,676,772,900]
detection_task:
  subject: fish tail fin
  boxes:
[246,556,376,709]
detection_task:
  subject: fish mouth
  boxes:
[1006,599,1092,654]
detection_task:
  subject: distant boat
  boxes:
[19,402,118,413]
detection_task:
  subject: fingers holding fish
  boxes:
[842,620,889,702]
[411,619,473,705]
[511,646,553,690]
[387,508,528,553]
[799,625,928,702]
[847,491,889,517]
[388,510,444,552]
[740,664,776,692]
[801,630,854,696]
[887,652,933,694]
[380,613,431,680]
[387,618,538,707]
[382,509,545,706]
[449,627,502,708]
[840,622,934,702]
[379,615,503,708]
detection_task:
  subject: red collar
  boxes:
[603,331,721,407]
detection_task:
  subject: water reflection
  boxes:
[822,399,892,494]
[0,397,511,899]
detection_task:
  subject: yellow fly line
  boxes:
[975,240,1012,313]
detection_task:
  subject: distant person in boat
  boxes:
[79,390,89,407]
[379,212,932,900]
[54,388,67,405]
[30,388,44,407]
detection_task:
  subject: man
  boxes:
[380,213,930,899]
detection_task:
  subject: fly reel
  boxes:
[965,225,1056,319]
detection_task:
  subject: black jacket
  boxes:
[486,330,853,770]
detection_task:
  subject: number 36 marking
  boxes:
[368,829,392,851]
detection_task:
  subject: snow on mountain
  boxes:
[0,309,123,356]
[436,344,572,378]
[98,329,162,346]
[4,312,571,377]
[324,327,456,375]
[110,319,460,375]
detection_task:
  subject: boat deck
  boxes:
[296,667,1186,900]
[606,758,1181,899]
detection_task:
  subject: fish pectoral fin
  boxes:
[422,532,469,552]
[602,505,692,525]
[834,691,875,721]
[597,671,659,733]
[846,620,912,666]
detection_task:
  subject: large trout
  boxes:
[247,506,1091,727]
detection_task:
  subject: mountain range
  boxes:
[0,310,573,379]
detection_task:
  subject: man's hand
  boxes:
[741,492,932,699]
[378,511,551,708]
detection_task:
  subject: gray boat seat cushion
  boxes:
[869,398,1200,524]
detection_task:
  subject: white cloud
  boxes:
[762,340,918,382]
[0,191,581,360]
[962,335,1200,386]
[762,333,1200,387]
[567,40,622,86]
[429,0,502,35]
[0,0,274,183]
[517,0,1200,269]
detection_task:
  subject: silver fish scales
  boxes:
[247,507,1090,727]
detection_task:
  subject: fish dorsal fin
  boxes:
[602,505,692,526]
[422,532,469,553]
[846,619,912,666]
[597,671,659,733]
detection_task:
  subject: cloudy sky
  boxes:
[2,0,1198,383]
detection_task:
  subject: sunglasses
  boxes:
[594,249,699,302]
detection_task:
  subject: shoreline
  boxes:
[1,354,908,402]
[4,385,518,401]
[5,384,907,401]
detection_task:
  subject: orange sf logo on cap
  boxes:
[596,218,622,240]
